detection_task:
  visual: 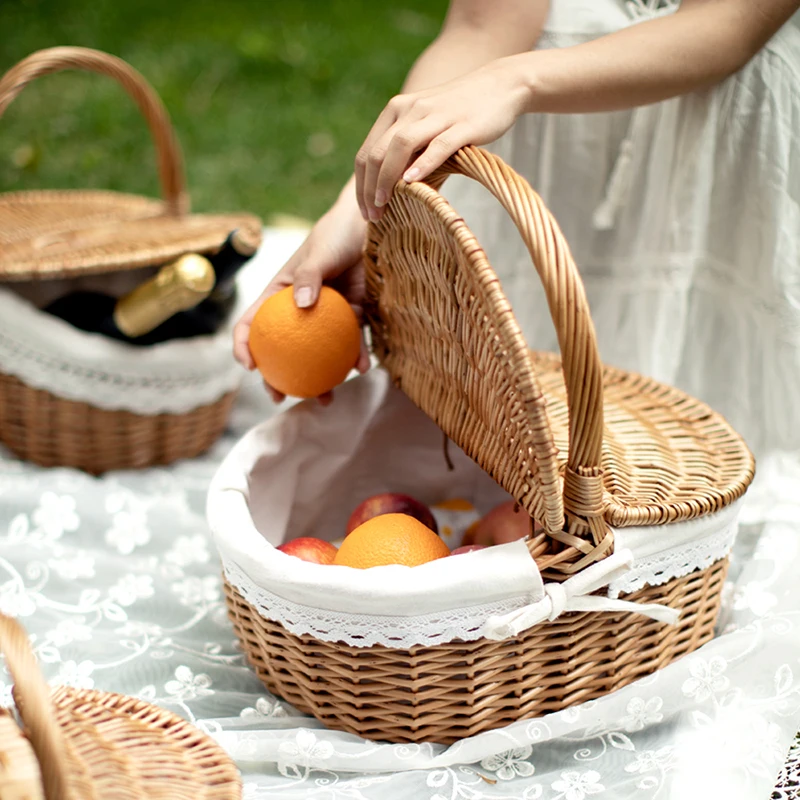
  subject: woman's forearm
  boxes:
[516,0,800,114]
[345,0,548,218]
[402,1,549,94]
[335,21,528,211]
[353,0,799,215]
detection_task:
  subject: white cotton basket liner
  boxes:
[0,282,246,415]
[208,369,742,649]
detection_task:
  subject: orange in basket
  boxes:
[334,513,451,568]
[249,285,361,398]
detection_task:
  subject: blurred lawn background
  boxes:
[0,0,448,224]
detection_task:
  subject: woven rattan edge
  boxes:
[0,372,238,473]
[49,684,242,796]
[223,556,729,745]
[0,189,263,281]
[531,352,756,528]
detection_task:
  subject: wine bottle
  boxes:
[43,231,253,345]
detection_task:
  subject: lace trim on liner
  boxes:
[0,287,243,414]
[223,560,535,649]
[607,523,737,598]
[223,526,735,649]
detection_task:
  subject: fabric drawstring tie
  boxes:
[481,548,680,641]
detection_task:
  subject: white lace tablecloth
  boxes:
[1,228,799,799]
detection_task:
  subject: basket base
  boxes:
[0,372,236,474]
[225,559,728,745]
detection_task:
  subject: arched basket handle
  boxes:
[0,46,188,216]
[0,612,72,799]
[366,146,610,574]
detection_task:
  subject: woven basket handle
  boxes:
[0,46,187,215]
[0,612,71,799]
[427,147,608,565]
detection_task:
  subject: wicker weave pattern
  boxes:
[225,558,727,745]
[0,190,262,281]
[533,353,754,528]
[364,146,754,576]
[0,613,241,799]
[0,710,44,800]
[0,373,236,474]
[0,46,186,215]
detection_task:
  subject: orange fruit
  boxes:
[433,498,475,512]
[333,513,451,569]
[248,285,361,398]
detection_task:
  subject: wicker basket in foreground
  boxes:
[0,612,241,799]
[224,147,754,744]
[0,47,262,473]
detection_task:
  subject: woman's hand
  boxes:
[233,191,372,404]
[354,56,529,221]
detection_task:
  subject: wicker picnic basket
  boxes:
[0,47,262,473]
[222,146,755,744]
[0,612,241,799]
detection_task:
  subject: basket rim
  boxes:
[0,188,262,282]
[0,612,241,796]
[207,367,745,634]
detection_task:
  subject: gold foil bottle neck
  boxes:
[113,254,215,338]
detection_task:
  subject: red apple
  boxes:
[461,501,541,547]
[346,493,438,536]
[277,537,338,565]
[449,544,487,556]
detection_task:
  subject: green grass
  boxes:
[0,0,448,222]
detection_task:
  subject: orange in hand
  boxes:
[333,513,450,569]
[248,285,361,398]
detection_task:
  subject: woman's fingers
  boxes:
[355,99,473,218]
[264,380,286,405]
[367,118,455,220]
[233,286,276,369]
[291,262,325,309]
[354,98,404,220]
[356,329,371,373]
[232,316,256,369]
[402,124,471,184]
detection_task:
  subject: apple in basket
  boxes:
[345,492,439,536]
[449,544,488,556]
[462,500,542,547]
[277,537,338,565]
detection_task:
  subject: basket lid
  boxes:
[364,147,755,577]
[0,612,241,799]
[0,189,262,281]
[0,46,262,282]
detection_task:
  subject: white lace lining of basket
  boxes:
[607,521,738,598]
[224,559,535,648]
[0,286,243,414]
[222,517,738,649]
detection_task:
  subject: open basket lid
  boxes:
[0,46,262,282]
[363,146,755,577]
[0,612,241,799]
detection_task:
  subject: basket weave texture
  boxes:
[0,612,241,799]
[223,147,755,743]
[0,47,262,473]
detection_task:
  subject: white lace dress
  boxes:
[439,2,800,792]
[444,0,800,460]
